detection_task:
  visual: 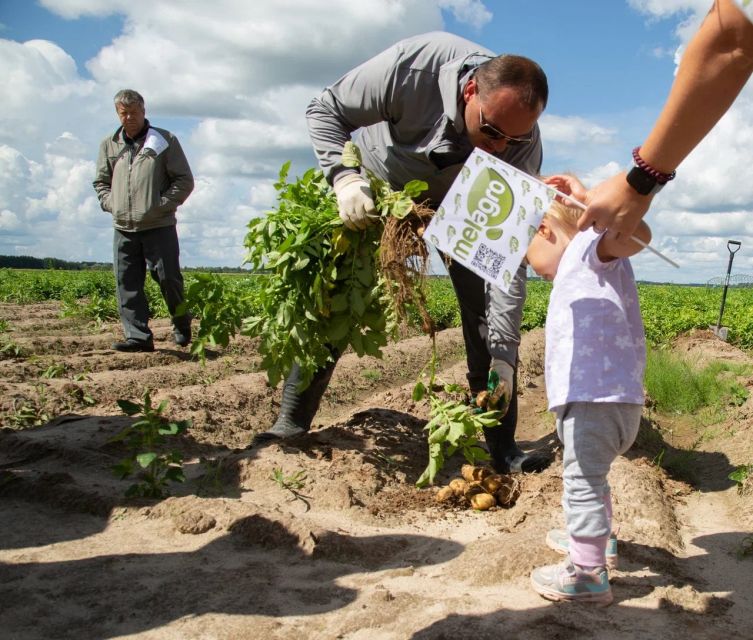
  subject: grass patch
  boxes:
[361,368,382,382]
[645,350,750,415]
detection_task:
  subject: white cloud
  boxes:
[659,95,753,211]
[0,38,110,156]
[540,115,616,146]
[45,1,450,118]
[438,0,492,29]
[626,0,709,19]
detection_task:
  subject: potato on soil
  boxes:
[470,492,496,511]
[463,481,487,499]
[448,477,468,496]
[495,477,521,507]
[435,486,454,503]
[461,464,493,483]
[481,474,504,493]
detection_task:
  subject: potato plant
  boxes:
[240,162,397,389]
[110,390,189,498]
[413,337,504,487]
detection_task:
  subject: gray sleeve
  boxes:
[486,262,527,368]
[92,140,113,212]
[306,44,402,183]
[162,135,194,206]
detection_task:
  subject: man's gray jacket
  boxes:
[93,124,194,232]
[306,31,542,208]
[306,31,544,368]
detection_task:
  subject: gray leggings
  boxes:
[555,402,642,567]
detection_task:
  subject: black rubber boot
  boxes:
[481,372,550,474]
[251,358,338,446]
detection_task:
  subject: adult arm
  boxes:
[306,45,402,183]
[92,141,113,213]
[161,136,194,207]
[579,0,753,236]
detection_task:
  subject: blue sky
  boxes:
[0,0,751,283]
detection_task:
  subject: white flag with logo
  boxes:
[425,148,556,292]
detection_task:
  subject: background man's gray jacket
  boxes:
[93,124,194,232]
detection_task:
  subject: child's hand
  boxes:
[543,175,587,208]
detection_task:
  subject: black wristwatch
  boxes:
[626,147,676,196]
[625,164,665,196]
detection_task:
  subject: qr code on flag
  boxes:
[471,243,505,279]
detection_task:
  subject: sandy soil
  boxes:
[1,305,752,640]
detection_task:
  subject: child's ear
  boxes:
[537,221,552,239]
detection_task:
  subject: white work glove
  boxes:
[333,173,377,231]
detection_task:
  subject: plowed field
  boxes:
[1,304,752,639]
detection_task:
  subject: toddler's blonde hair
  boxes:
[543,200,581,237]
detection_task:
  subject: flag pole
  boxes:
[551,188,680,269]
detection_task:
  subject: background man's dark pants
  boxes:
[447,259,526,461]
[113,225,188,344]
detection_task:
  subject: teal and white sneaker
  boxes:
[530,561,613,606]
[546,528,619,570]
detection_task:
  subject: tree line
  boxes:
[0,255,250,272]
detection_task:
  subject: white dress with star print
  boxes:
[544,227,646,411]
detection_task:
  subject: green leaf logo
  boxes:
[467,167,514,229]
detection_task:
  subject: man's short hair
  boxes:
[475,55,548,111]
[113,89,145,108]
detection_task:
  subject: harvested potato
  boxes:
[461,464,492,483]
[470,492,496,511]
[464,480,486,499]
[482,474,504,493]
[449,477,468,496]
[435,486,454,503]
[495,476,521,507]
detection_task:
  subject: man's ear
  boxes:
[463,77,476,104]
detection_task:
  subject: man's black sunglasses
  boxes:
[479,107,533,146]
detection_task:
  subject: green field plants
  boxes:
[3,267,753,351]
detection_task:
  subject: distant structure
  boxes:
[706,273,753,288]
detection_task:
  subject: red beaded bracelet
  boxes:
[632,147,676,184]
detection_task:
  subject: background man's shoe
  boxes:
[112,339,154,353]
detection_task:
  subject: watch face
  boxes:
[626,166,659,196]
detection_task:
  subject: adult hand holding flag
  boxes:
[542,174,679,269]
[423,149,678,291]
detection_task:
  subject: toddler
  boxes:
[526,197,651,606]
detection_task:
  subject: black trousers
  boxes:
[447,258,520,456]
[113,225,188,342]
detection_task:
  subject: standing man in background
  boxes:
[93,89,194,352]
